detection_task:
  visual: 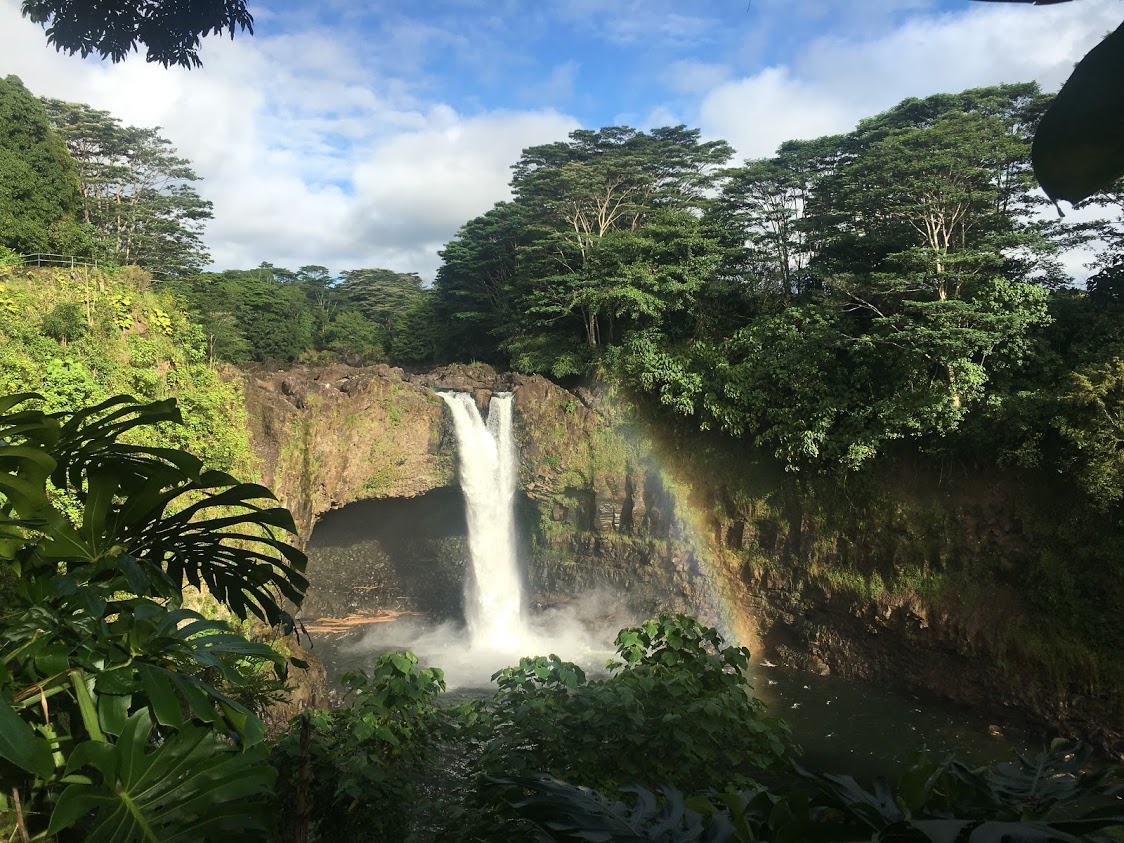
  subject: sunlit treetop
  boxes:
[19,0,253,69]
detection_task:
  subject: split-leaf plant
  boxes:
[0,392,308,840]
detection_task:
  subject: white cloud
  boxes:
[556,0,720,47]
[521,60,581,104]
[347,107,577,272]
[664,60,731,95]
[641,105,682,130]
[700,67,854,160]
[700,0,1123,160]
[0,0,576,278]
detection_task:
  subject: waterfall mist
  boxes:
[334,389,621,689]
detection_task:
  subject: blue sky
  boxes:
[1,0,1120,277]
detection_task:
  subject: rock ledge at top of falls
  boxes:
[405,362,517,392]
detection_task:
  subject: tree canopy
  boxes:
[0,75,86,255]
[422,82,1124,484]
[44,98,214,276]
[20,0,254,68]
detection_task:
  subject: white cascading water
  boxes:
[438,391,526,650]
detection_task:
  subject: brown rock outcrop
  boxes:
[240,364,455,538]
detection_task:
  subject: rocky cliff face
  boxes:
[240,364,455,538]
[241,362,1122,757]
[242,362,721,622]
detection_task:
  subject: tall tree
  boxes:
[810,84,1050,301]
[338,268,425,346]
[43,99,213,277]
[433,201,528,364]
[504,125,732,373]
[710,136,844,304]
[0,76,86,255]
[186,265,313,362]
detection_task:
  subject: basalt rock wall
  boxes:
[240,363,454,539]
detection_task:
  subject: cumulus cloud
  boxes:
[521,60,581,105]
[0,0,576,277]
[348,108,577,266]
[700,0,1122,160]
[700,67,854,160]
[664,60,731,96]
[557,0,720,48]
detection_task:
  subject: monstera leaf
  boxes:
[47,710,275,842]
[1032,19,1124,202]
[0,394,307,624]
[0,393,306,838]
[972,0,1124,202]
[0,699,54,780]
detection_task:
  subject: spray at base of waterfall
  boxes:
[339,588,633,689]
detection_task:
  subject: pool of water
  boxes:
[748,663,1034,776]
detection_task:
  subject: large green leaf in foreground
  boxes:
[47,710,275,842]
[1033,20,1124,203]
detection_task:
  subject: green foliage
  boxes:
[0,75,86,255]
[176,263,426,365]
[0,392,306,840]
[390,292,443,364]
[0,265,255,478]
[45,710,276,842]
[434,127,733,376]
[321,308,386,364]
[430,84,1068,472]
[43,97,215,277]
[433,201,527,365]
[271,650,447,842]
[468,616,791,794]
[1055,358,1124,505]
[0,246,22,268]
[494,741,1124,843]
[39,300,87,344]
[488,774,738,843]
[339,268,425,335]
[21,0,254,69]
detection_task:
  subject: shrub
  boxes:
[40,300,87,344]
[470,615,792,793]
[271,651,448,842]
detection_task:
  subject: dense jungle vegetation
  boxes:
[0,398,1119,841]
[4,65,1124,840]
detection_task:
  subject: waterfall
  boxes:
[438,391,525,649]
